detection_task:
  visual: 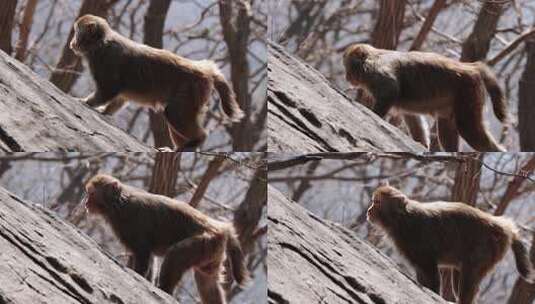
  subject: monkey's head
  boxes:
[70,15,110,56]
[343,44,375,85]
[82,174,122,215]
[367,186,408,228]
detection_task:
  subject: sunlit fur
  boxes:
[367,185,533,304]
[71,15,244,150]
[84,174,249,303]
[344,44,507,152]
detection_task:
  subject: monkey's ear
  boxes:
[394,194,409,207]
[378,180,390,187]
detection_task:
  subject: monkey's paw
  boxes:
[156,147,174,152]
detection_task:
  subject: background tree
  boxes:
[0,0,18,54]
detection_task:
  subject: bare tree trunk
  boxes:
[460,1,504,62]
[409,0,447,51]
[450,153,482,206]
[0,0,18,55]
[518,38,535,150]
[189,154,226,207]
[0,159,11,178]
[219,0,254,151]
[291,160,319,202]
[495,156,535,215]
[14,0,37,62]
[49,0,117,92]
[148,152,181,197]
[370,0,406,49]
[278,1,326,45]
[225,160,266,298]
[440,153,483,301]
[143,0,173,149]
[234,161,267,254]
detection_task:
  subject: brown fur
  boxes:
[83,174,248,303]
[70,15,244,151]
[343,44,507,152]
[367,186,533,304]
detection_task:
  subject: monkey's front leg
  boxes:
[127,254,153,281]
[372,99,394,118]
[83,84,120,109]
[415,264,440,294]
[131,250,152,278]
[404,114,430,149]
[194,271,226,304]
[370,79,398,118]
[101,97,127,115]
[458,268,485,304]
[83,92,108,108]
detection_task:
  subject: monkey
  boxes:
[69,15,244,151]
[82,174,249,303]
[343,44,507,152]
[367,185,534,304]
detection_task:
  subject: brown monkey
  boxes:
[367,185,534,304]
[83,174,248,303]
[343,44,507,152]
[70,15,244,151]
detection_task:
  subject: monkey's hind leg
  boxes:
[437,117,459,152]
[458,249,502,304]
[404,114,430,150]
[415,262,440,294]
[166,125,188,151]
[130,249,152,278]
[451,269,461,301]
[454,88,505,152]
[457,266,487,304]
[165,119,206,152]
[158,233,224,295]
[372,99,394,118]
[164,101,207,151]
[127,254,154,281]
[194,270,227,304]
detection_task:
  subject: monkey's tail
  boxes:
[511,233,534,283]
[226,229,249,287]
[477,62,508,122]
[212,67,245,123]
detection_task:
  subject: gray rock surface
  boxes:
[267,186,446,304]
[0,50,151,151]
[0,186,176,304]
[268,42,425,153]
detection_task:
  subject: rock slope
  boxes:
[268,186,445,304]
[0,50,151,151]
[0,186,176,304]
[268,42,424,153]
